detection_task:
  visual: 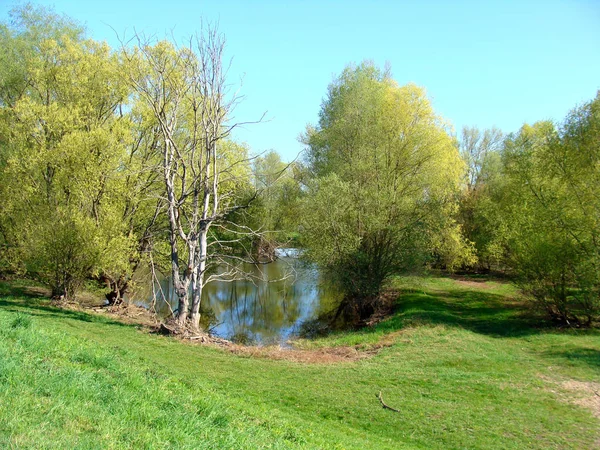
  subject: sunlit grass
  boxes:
[0,276,598,449]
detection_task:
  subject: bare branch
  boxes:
[377,392,401,413]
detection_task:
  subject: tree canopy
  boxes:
[301,62,472,321]
[500,96,600,324]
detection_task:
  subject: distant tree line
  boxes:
[0,5,598,329]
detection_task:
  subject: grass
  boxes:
[0,275,598,449]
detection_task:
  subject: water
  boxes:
[130,251,339,345]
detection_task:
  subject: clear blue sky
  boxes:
[1,0,599,161]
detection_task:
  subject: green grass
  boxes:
[0,276,598,449]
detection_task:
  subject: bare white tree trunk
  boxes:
[124,24,264,332]
[190,229,207,326]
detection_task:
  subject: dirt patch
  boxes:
[449,276,493,289]
[59,301,160,328]
[227,344,373,363]
[169,329,408,364]
[217,334,402,364]
[539,375,600,447]
[561,379,600,448]
[562,380,600,419]
[541,373,600,448]
[364,290,399,327]
[23,286,52,297]
[101,304,159,328]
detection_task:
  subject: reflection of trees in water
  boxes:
[206,269,302,343]
[130,257,341,343]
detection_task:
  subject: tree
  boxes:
[247,150,303,249]
[97,96,167,305]
[459,126,503,192]
[0,4,85,276]
[502,95,600,324]
[124,29,258,330]
[457,126,507,271]
[0,5,134,299]
[301,62,469,322]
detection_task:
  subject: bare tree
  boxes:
[459,126,504,190]
[123,25,263,331]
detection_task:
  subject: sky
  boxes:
[1,0,599,162]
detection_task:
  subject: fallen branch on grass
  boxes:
[377,391,401,413]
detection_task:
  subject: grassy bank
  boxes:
[0,276,598,449]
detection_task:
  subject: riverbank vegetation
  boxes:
[1,4,599,329]
[2,5,598,333]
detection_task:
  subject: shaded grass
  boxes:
[295,275,549,349]
[0,277,599,449]
[545,347,600,369]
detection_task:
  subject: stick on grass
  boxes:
[377,391,401,413]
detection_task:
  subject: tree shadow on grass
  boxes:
[376,288,555,338]
[0,282,132,328]
[0,282,49,299]
[542,348,600,370]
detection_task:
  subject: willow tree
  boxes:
[0,5,84,277]
[125,28,257,331]
[302,62,470,321]
[244,150,304,251]
[0,6,134,299]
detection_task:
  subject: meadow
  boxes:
[0,276,598,449]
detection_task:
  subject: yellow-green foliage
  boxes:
[501,96,600,323]
[0,8,135,297]
[302,62,470,301]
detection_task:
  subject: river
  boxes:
[130,250,339,345]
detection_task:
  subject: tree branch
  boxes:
[377,391,401,413]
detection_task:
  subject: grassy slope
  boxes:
[0,276,598,449]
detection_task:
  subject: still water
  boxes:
[131,250,339,345]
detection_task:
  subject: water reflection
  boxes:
[131,253,339,345]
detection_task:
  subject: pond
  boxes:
[130,250,339,345]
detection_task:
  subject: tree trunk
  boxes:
[103,275,129,305]
[190,229,208,330]
[170,229,190,325]
[51,285,66,300]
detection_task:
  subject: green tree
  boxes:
[249,151,303,249]
[97,96,167,304]
[459,126,504,191]
[0,5,133,299]
[0,4,82,275]
[301,62,470,322]
[502,95,600,324]
[457,126,507,271]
